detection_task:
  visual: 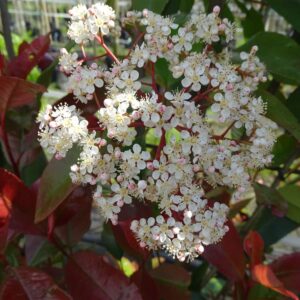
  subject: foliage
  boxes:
[0,1,300,299]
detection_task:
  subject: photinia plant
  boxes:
[0,0,300,299]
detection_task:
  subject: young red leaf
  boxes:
[0,54,6,73]
[7,34,50,79]
[244,231,264,268]
[252,264,299,300]
[35,146,80,223]
[202,221,246,282]
[270,253,300,293]
[65,250,142,300]
[0,76,45,117]
[0,168,45,250]
[0,267,71,300]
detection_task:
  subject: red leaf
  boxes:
[149,264,191,300]
[54,186,92,245]
[252,264,299,300]
[7,35,50,79]
[202,221,246,282]
[65,250,142,300]
[111,201,152,259]
[131,268,159,300]
[0,168,45,251]
[0,266,71,299]
[0,76,45,117]
[270,253,300,293]
[0,54,6,73]
[244,231,264,268]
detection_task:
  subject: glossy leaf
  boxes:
[258,90,300,142]
[252,264,299,300]
[279,185,300,223]
[0,76,45,117]
[239,32,300,84]
[0,266,71,299]
[271,253,300,293]
[202,221,246,282]
[265,0,300,32]
[7,34,50,79]
[65,251,142,300]
[35,146,80,222]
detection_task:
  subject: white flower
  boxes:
[122,144,151,170]
[115,70,141,91]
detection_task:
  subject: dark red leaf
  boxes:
[0,76,45,117]
[149,264,191,300]
[0,54,6,73]
[202,220,246,282]
[53,186,92,245]
[131,267,159,300]
[65,250,142,300]
[252,264,299,300]
[111,201,152,259]
[0,168,45,249]
[7,35,50,79]
[0,266,71,299]
[270,253,300,293]
[244,231,264,268]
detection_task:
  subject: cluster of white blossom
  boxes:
[68,2,116,44]
[37,3,277,261]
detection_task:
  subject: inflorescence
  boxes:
[37,2,277,262]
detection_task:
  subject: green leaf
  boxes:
[179,0,195,13]
[254,183,288,215]
[272,134,297,167]
[241,9,264,38]
[35,146,80,222]
[279,185,300,223]
[162,0,181,15]
[265,0,300,33]
[239,32,300,84]
[155,58,180,89]
[131,0,169,14]
[286,87,300,122]
[254,209,298,247]
[258,90,300,142]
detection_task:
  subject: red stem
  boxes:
[95,35,120,65]
[155,129,166,160]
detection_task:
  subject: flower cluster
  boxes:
[37,3,277,261]
[68,3,116,44]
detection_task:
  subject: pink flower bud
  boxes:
[213,6,220,14]
[117,200,124,207]
[147,162,154,170]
